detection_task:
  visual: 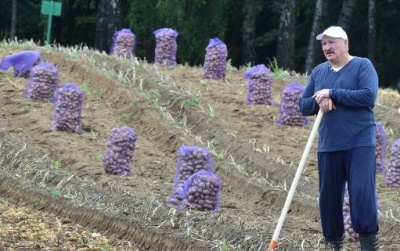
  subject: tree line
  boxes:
[1,0,399,88]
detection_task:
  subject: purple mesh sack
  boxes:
[51,83,85,133]
[203,38,228,80]
[276,82,310,126]
[153,28,179,67]
[375,122,387,174]
[0,50,41,78]
[343,184,379,241]
[386,138,400,186]
[168,145,215,205]
[103,126,137,176]
[179,170,222,211]
[244,64,274,105]
[110,28,136,59]
[23,62,60,102]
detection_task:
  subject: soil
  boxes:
[0,42,400,251]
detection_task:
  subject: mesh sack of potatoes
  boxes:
[385,138,400,186]
[343,187,358,241]
[23,62,60,102]
[343,184,379,241]
[110,28,136,59]
[153,28,179,67]
[203,37,228,80]
[0,50,41,78]
[179,170,222,211]
[276,82,310,126]
[244,64,274,105]
[51,83,85,133]
[375,122,387,174]
[103,126,137,176]
[168,145,215,205]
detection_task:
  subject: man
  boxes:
[298,26,379,250]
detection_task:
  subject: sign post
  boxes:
[40,0,62,44]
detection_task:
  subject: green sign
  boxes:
[41,1,62,16]
[41,0,62,44]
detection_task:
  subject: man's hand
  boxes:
[318,97,336,113]
[313,89,331,104]
[312,89,335,113]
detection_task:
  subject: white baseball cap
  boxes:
[316,26,348,40]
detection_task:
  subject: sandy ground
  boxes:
[0,43,400,250]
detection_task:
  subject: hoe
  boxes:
[269,110,323,250]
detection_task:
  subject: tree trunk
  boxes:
[337,0,357,32]
[276,0,296,70]
[95,0,122,53]
[241,0,262,65]
[304,0,327,73]
[61,0,76,45]
[368,0,376,62]
[10,0,17,40]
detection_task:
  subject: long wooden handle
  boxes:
[268,110,323,250]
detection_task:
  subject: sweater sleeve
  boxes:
[299,73,319,116]
[329,59,378,108]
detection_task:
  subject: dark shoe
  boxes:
[325,240,343,251]
[359,235,379,251]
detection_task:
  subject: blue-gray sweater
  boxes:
[299,57,378,152]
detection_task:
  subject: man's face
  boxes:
[321,36,348,62]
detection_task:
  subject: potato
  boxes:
[385,139,400,186]
[111,28,136,59]
[103,126,137,176]
[168,145,215,205]
[153,28,178,67]
[244,64,273,105]
[51,83,84,133]
[203,38,228,80]
[178,170,222,211]
[276,82,310,126]
[24,62,60,102]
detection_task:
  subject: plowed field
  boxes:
[1,41,400,251]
